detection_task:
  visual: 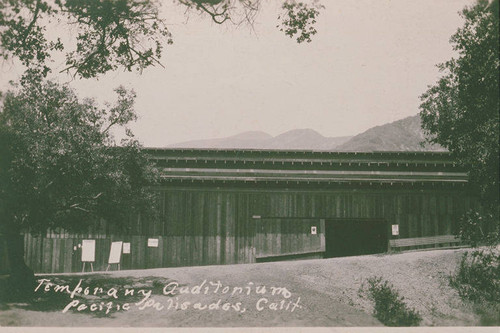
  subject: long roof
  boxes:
[145,148,468,187]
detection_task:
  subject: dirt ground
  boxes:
[0,248,483,327]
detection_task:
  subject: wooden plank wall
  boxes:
[23,234,256,274]
[24,187,477,273]
[158,187,475,241]
[255,218,324,257]
[0,238,9,274]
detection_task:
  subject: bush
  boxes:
[361,276,422,326]
[449,249,500,303]
[457,210,500,247]
[449,249,500,325]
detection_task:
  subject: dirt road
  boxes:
[0,248,479,327]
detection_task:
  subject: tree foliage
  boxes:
[0,0,324,79]
[419,0,499,238]
[0,77,160,236]
[0,0,172,78]
[279,1,323,43]
[179,0,324,43]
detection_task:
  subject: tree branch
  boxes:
[70,204,90,213]
[180,0,230,24]
[129,45,165,68]
[21,0,42,46]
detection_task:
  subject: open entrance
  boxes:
[324,219,387,258]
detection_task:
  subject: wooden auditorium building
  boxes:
[22,148,477,273]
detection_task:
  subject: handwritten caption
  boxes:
[35,279,303,315]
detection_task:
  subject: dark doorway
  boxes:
[324,219,387,258]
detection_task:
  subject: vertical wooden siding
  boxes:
[255,218,325,257]
[24,187,476,273]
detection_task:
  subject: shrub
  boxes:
[449,249,500,303]
[457,210,500,247]
[449,249,500,325]
[361,276,422,326]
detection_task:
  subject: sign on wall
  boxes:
[147,238,159,247]
[108,241,123,264]
[122,242,131,254]
[81,239,96,262]
[392,224,399,236]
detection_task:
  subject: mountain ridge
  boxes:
[336,115,445,152]
[168,128,352,150]
[167,115,445,152]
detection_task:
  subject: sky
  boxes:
[0,0,474,147]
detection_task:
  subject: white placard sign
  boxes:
[311,226,317,235]
[81,239,96,262]
[108,241,123,264]
[392,224,399,236]
[147,238,159,247]
[122,242,131,254]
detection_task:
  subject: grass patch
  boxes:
[360,276,422,327]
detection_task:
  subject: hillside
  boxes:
[168,131,273,149]
[168,129,352,150]
[336,115,445,152]
[262,129,351,150]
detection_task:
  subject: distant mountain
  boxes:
[336,115,445,152]
[168,129,352,150]
[264,129,351,150]
[168,131,273,149]
[167,115,445,152]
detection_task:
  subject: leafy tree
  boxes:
[419,0,499,244]
[0,0,324,79]
[0,77,160,298]
[0,0,323,299]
